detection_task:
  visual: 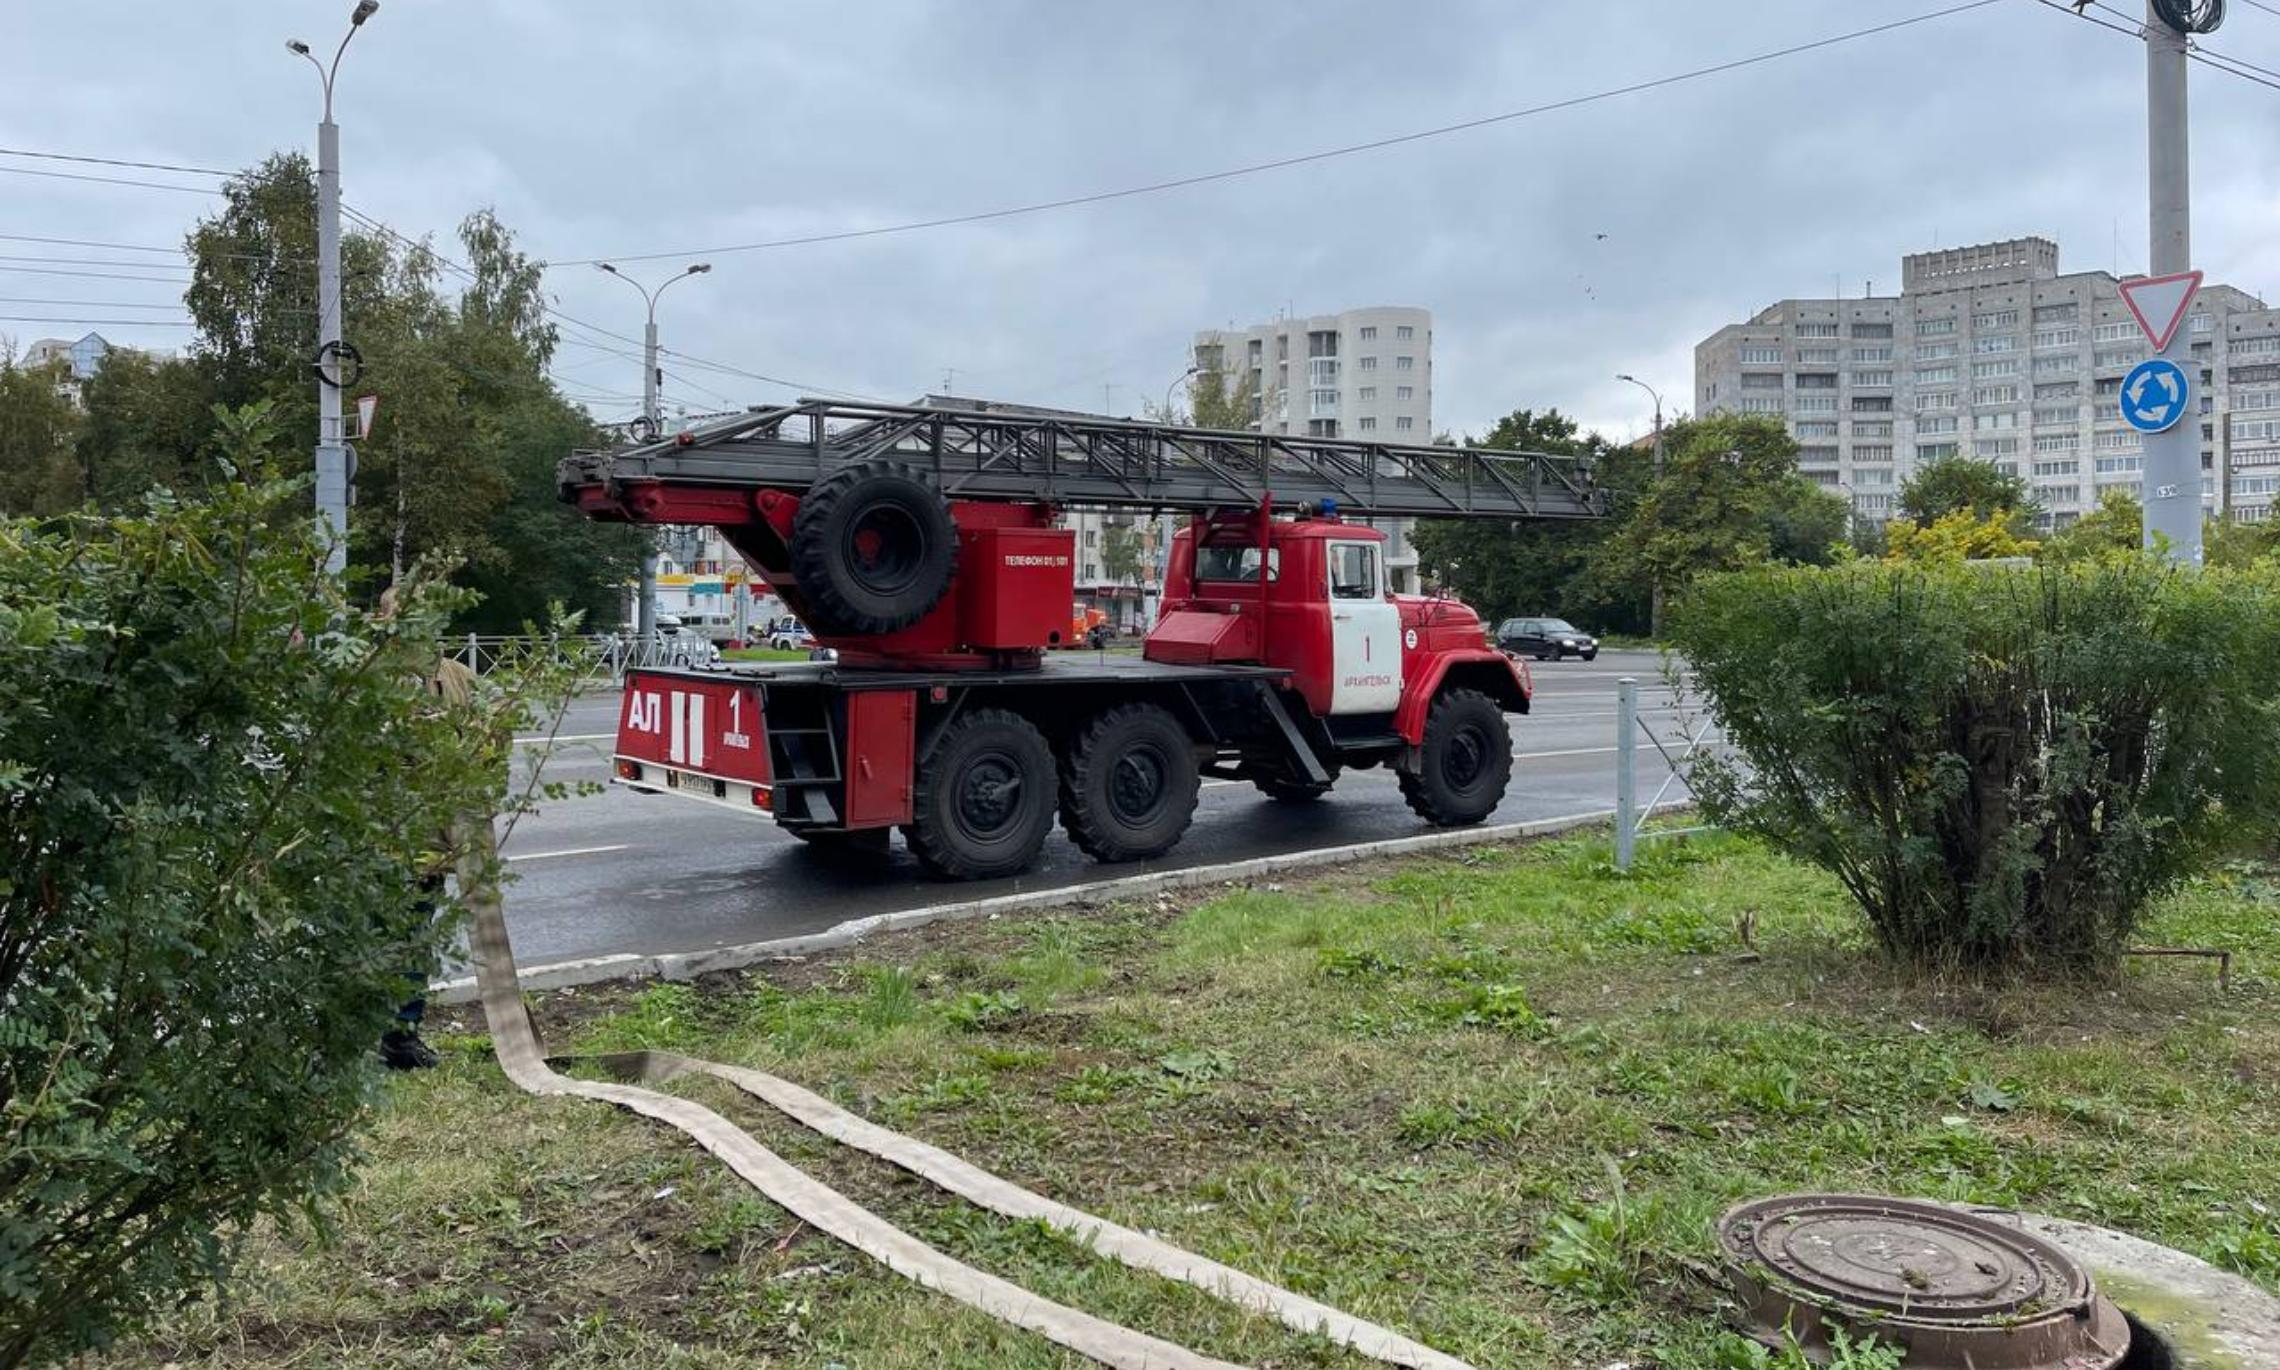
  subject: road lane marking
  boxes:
[506,843,632,862]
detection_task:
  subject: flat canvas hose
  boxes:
[459,814,1472,1370]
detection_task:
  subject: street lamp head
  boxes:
[286,38,312,55]
[596,262,620,275]
[1616,372,1637,383]
[685,263,712,276]
[350,0,379,26]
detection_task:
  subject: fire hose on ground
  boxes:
[456,811,1475,1370]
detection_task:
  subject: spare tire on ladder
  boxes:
[789,461,958,635]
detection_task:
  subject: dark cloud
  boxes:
[5,0,2277,439]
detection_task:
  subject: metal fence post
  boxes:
[1615,676,1637,870]
[464,632,478,672]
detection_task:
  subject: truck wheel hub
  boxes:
[957,756,1024,834]
[1109,748,1168,822]
[846,505,924,595]
[1446,725,1488,788]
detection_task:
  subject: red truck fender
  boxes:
[1393,649,1531,746]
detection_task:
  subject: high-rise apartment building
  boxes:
[1192,306,1433,588]
[1695,237,2280,526]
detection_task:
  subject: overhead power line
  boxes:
[0,264,194,284]
[0,146,232,178]
[547,0,2006,266]
[2036,0,2280,91]
[0,231,187,254]
[0,315,194,326]
[0,164,222,196]
[0,253,192,272]
[0,296,191,310]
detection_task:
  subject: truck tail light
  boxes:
[615,760,642,781]
[752,785,773,811]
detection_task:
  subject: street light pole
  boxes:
[1616,373,1666,637]
[2142,0,2207,564]
[597,261,712,646]
[287,0,379,578]
[1163,364,1200,421]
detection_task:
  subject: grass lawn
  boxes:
[112,832,2280,1368]
[720,646,813,663]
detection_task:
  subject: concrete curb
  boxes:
[431,801,1690,1006]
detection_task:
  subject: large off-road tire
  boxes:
[1397,688,1511,827]
[1059,704,1200,862]
[789,461,958,635]
[902,709,1057,879]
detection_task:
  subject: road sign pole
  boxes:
[2142,0,2200,564]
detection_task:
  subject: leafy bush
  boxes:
[0,408,538,1364]
[1673,558,2280,973]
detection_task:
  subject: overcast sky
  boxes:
[6,0,2280,442]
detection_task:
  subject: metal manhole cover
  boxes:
[1718,1194,2130,1368]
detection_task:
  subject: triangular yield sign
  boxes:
[2119,269,2203,352]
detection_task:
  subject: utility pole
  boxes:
[288,0,380,577]
[1616,373,1666,636]
[597,260,712,647]
[2141,0,2215,564]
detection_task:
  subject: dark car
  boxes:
[1496,616,1598,662]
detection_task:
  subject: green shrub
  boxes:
[0,407,544,1364]
[1672,558,2280,973]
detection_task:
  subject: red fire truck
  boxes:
[562,400,1602,879]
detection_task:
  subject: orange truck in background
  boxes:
[1058,604,1112,648]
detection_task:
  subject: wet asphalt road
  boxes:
[494,649,1712,966]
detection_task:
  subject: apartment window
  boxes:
[2191,313,2214,334]
[2033,327,2080,350]
[1358,356,1378,370]
[1358,416,1378,432]
[1973,360,2020,379]
[1855,467,1896,487]
[1307,418,1338,437]
[1358,325,1377,340]
[1853,345,1893,363]
[1919,391,1959,411]
[1975,409,2019,429]
[2093,321,2138,343]
[1853,420,1893,438]
[1973,385,2021,406]
[1918,442,1960,460]
[2033,354,2078,376]
[2233,389,2280,411]
[1395,415,1415,431]
[1084,563,1099,581]
[1395,385,1414,400]
[1796,372,1838,389]
[1973,309,2019,330]
[1792,394,1837,413]
[1916,341,1960,361]
[1854,444,1894,462]
[1976,437,2020,457]
[2234,336,2280,357]
[1798,445,1840,465]
[1395,324,1414,340]
[1740,345,1783,365]
[2237,418,2280,442]
[1742,374,1786,394]
[2095,430,2141,451]
[2033,303,2079,324]
[1852,321,1894,339]
[2096,455,2144,474]
[2233,363,2280,384]
[1308,329,1338,358]
[1916,317,1958,337]
[1854,370,1894,388]
[1852,395,1893,413]
[2094,346,2139,370]
[1917,365,1959,385]
[2033,458,2080,477]
[1309,387,1339,410]
[1855,493,1895,513]
[2033,406,2079,427]
[1794,420,1839,438]
[2036,381,2081,400]
[1739,396,1787,414]
[1917,415,1959,434]
[1798,347,1839,365]
[1975,335,2019,355]
[1083,528,1098,547]
[1307,357,1339,386]
[1395,355,1416,371]
[2033,432,2081,453]
[1804,469,1841,487]
[1358,386,1377,401]
[1796,322,1840,338]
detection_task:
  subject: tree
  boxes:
[73,350,214,509]
[1583,412,1836,610]
[1898,454,2036,529]
[0,351,80,515]
[1885,509,2039,562]
[1186,364,1257,431]
[1409,408,1646,630]
[0,405,558,1364]
[1099,521,1145,586]
[2038,488,2141,563]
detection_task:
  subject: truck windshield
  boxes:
[1194,545,1278,582]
